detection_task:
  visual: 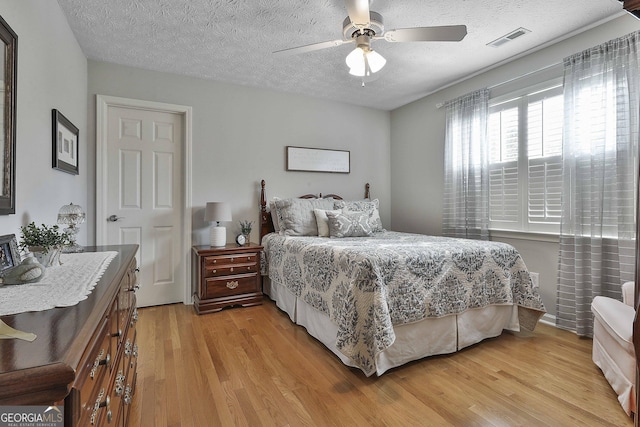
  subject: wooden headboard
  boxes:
[259,179,370,242]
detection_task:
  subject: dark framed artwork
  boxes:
[52,109,79,175]
[286,146,350,173]
[0,15,17,215]
[0,233,19,272]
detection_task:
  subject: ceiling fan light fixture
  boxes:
[346,46,386,77]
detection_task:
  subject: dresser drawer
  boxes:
[204,253,258,267]
[205,273,259,298]
[204,262,257,277]
[76,319,112,426]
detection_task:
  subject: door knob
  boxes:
[107,215,124,222]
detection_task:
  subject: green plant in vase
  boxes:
[19,222,71,267]
[239,220,253,245]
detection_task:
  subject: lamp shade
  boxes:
[57,203,86,225]
[204,202,231,223]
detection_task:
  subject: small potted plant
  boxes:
[19,222,70,267]
[239,220,253,246]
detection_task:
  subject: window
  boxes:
[488,82,563,233]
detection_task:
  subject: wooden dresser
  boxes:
[0,245,139,427]
[192,243,263,314]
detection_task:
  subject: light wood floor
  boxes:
[129,300,632,427]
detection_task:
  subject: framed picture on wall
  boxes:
[52,109,79,175]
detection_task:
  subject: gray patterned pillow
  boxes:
[326,211,373,238]
[274,197,335,236]
[334,199,384,232]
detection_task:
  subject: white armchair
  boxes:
[591,281,636,416]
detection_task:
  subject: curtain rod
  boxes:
[436,61,562,108]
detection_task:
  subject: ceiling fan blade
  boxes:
[383,25,467,43]
[345,0,371,27]
[273,39,350,57]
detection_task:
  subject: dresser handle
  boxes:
[125,339,132,356]
[90,388,109,425]
[112,329,122,338]
[212,269,216,274]
[227,280,239,289]
[115,371,125,396]
[91,349,108,379]
[124,385,133,405]
[132,309,139,323]
[133,344,139,358]
[229,267,234,272]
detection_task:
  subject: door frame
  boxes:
[96,94,193,305]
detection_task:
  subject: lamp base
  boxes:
[210,226,226,247]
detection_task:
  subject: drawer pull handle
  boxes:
[115,371,125,396]
[112,329,122,338]
[227,280,239,289]
[90,388,109,425]
[91,349,109,379]
[125,339,132,356]
[212,269,216,274]
[124,385,133,405]
[99,353,111,367]
[247,266,252,271]
[230,267,234,272]
[133,344,139,358]
[212,260,216,264]
[230,258,235,262]
[247,256,253,261]
[132,309,139,323]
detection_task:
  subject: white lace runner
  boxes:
[0,251,118,316]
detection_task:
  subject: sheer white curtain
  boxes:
[556,31,640,336]
[443,89,490,239]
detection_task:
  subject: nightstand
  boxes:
[191,243,263,314]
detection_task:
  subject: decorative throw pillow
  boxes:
[314,209,341,237]
[274,197,335,236]
[334,199,384,232]
[269,197,282,233]
[326,211,374,238]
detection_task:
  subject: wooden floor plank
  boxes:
[129,300,633,427]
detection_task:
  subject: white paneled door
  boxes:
[99,99,188,307]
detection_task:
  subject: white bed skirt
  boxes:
[264,277,521,376]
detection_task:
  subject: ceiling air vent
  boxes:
[487,27,531,48]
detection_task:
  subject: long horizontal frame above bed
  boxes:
[258,179,370,242]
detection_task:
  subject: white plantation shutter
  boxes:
[527,89,563,231]
[487,83,563,233]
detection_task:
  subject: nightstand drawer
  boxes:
[205,273,259,298]
[204,263,257,277]
[204,253,258,266]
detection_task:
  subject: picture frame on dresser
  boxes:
[0,233,19,272]
[52,109,79,175]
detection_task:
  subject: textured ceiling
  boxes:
[57,0,626,110]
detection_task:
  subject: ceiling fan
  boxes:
[273,0,467,78]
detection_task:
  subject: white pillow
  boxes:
[314,209,341,237]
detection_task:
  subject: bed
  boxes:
[258,180,546,377]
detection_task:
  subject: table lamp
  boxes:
[204,202,231,247]
[57,202,86,253]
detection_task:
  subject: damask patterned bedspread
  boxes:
[262,231,546,376]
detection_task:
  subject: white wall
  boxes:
[390,14,640,316]
[86,62,390,245]
[0,2,88,246]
